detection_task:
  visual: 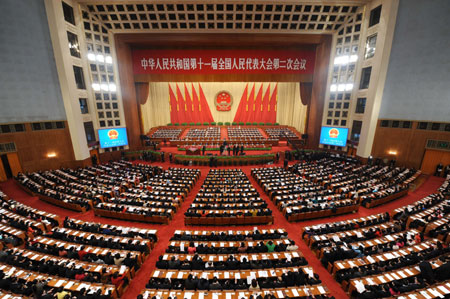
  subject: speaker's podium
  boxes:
[185,146,201,155]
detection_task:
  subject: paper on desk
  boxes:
[198,292,204,299]
[405,269,414,276]
[318,286,326,294]
[391,273,400,280]
[65,281,74,289]
[54,280,66,288]
[177,272,183,279]
[166,272,174,279]
[184,292,193,299]
[276,290,284,298]
[438,286,450,294]
[235,273,240,279]
[428,289,442,297]
[378,276,386,284]
[153,271,160,277]
[292,289,299,297]
[367,278,375,285]
[419,291,432,299]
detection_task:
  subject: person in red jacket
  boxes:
[110,272,127,287]
[78,246,88,261]
[75,270,86,281]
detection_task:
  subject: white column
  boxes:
[356,0,400,157]
[44,0,90,160]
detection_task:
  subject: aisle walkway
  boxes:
[0,164,444,299]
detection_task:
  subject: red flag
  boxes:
[251,84,264,123]
[198,83,214,122]
[184,83,194,122]
[261,84,271,123]
[233,83,248,123]
[269,83,278,123]
[175,83,187,123]
[168,84,179,124]
[191,83,203,122]
[244,84,256,123]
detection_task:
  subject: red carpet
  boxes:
[0,164,444,299]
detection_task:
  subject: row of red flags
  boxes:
[167,83,278,124]
[168,83,214,123]
[233,83,278,123]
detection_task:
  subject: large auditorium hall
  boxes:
[1,0,450,299]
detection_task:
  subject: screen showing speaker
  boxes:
[319,126,349,147]
[98,127,129,148]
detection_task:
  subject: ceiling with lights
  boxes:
[77,1,371,34]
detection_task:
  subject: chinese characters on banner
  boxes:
[132,50,315,74]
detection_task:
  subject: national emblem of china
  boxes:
[215,91,233,111]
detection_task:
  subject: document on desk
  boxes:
[152,270,160,277]
[291,289,300,297]
[318,286,326,294]
[378,276,386,284]
[65,281,74,289]
[183,292,193,299]
[54,280,66,288]
[429,289,442,297]
[438,286,450,294]
[276,290,284,298]
[419,290,432,299]
[94,265,102,272]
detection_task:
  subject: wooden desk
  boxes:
[160,251,304,264]
[140,285,330,299]
[0,263,116,298]
[348,256,445,295]
[33,236,143,266]
[150,266,315,282]
[387,281,450,299]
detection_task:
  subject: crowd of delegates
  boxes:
[16,161,201,221]
[0,274,110,299]
[63,217,158,243]
[184,127,221,139]
[144,229,326,294]
[299,173,450,299]
[16,161,163,210]
[302,212,393,240]
[150,128,182,140]
[184,169,272,219]
[252,151,418,221]
[0,196,60,229]
[264,127,298,139]
[171,229,288,241]
[227,127,264,139]
[0,190,165,298]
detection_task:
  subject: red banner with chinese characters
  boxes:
[133,50,315,74]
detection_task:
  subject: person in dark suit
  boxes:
[419,259,435,283]
[202,145,206,155]
[435,163,443,176]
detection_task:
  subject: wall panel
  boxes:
[371,121,450,169]
[421,150,450,175]
[0,122,77,173]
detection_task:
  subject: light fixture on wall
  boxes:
[387,150,397,155]
[47,152,57,158]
